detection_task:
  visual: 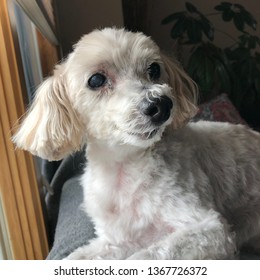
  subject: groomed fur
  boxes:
[13,28,260,259]
[13,67,83,160]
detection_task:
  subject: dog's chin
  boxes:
[121,127,165,148]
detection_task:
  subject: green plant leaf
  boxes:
[185,2,198,13]
[215,2,232,12]
[233,4,244,10]
[170,16,187,39]
[256,52,260,64]
[254,76,260,93]
[187,43,233,94]
[226,47,250,61]
[199,15,214,41]
[237,34,260,50]
[161,12,185,25]
[252,65,260,93]
[222,9,234,21]
[233,4,257,31]
[207,44,233,93]
[202,57,215,91]
[189,39,255,104]
[241,10,257,30]
[186,19,203,43]
[162,1,259,111]
[249,37,256,49]
[233,13,245,31]
[214,2,257,32]
[215,59,232,93]
[238,34,246,47]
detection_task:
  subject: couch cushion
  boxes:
[193,93,248,125]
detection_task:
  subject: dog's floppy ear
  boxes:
[162,54,198,129]
[12,69,83,161]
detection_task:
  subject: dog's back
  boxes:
[162,121,260,248]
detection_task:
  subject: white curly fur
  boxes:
[13,28,260,259]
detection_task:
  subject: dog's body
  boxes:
[13,28,260,259]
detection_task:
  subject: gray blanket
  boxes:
[47,176,95,259]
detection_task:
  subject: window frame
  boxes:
[0,0,49,260]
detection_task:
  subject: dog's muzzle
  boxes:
[138,95,173,125]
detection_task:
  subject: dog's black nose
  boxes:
[138,95,173,124]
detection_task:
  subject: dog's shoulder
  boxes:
[184,120,258,140]
[161,120,259,155]
[187,120,247,133]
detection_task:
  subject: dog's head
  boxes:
[13,28,197,160]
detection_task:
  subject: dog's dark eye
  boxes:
[148,62,161,81]
[88,73,107,89]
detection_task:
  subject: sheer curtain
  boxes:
[0,198,12,259]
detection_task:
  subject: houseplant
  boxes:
[162,2,260,127]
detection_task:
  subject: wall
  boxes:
[53,0,123,56]
[53,0,259,56]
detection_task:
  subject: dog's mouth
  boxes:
[129,128,159,140]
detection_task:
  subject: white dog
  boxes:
[13,28,260,259]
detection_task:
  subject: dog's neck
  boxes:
[86,139,151,190]
[87,139,148,164]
